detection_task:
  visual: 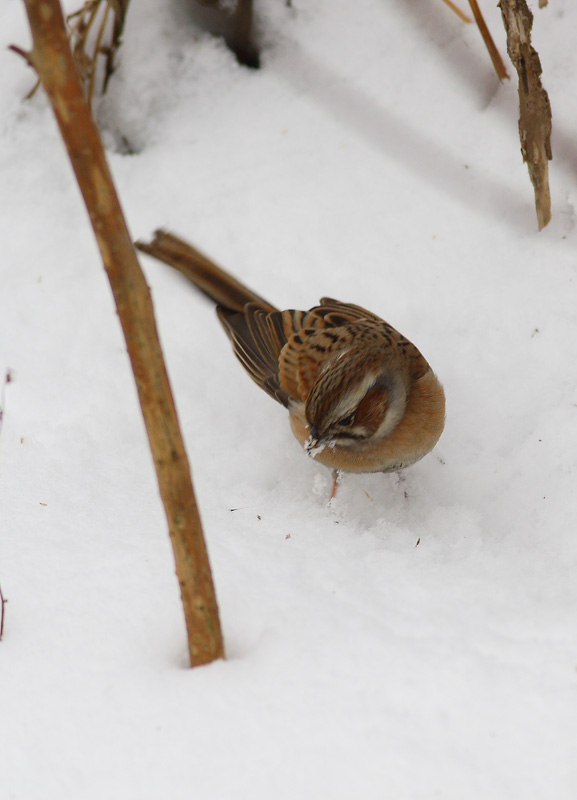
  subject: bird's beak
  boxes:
[305,426,327,458]
[305,436,326,458]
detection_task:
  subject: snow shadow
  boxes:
[272,42,534,232]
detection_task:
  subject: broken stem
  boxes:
[499,0,552,229]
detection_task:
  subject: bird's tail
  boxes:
[135,230,276,313]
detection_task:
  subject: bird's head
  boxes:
[304,346,410,456]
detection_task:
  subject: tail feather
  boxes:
[135,230,276,313]
[136,229,290,406]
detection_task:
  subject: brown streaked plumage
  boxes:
[136,230,446,497]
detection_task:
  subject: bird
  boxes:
[136,231,446,498]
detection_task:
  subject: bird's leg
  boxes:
[330,469,343,500]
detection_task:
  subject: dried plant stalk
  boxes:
[67,0,128,103]
[468,0,509,81]
[0,370,12,443]
[14,0,224,667]
[440,0,472,25]
[499,0,552,230]
[0,583,6,641]
[22,0,128,102]
[191,0,259,68]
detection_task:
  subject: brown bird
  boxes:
[136,231,446,498]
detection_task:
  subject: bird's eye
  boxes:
[338,413,355,427]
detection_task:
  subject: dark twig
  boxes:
[0,583,7,641]
[191,0,259,68]
[0,370,12,442]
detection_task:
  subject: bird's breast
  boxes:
[288,369,445,474]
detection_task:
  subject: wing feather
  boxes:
[216,297,428,408]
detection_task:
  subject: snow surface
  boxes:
[2,0,577,797]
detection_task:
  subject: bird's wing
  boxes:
[216,302,350,407]
[217,297,428,408]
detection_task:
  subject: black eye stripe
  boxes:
[338,413,355,427]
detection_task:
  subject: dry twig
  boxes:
[499,0,552,229]
[13,0,224,667]
[67,0,129,104]
[0,371,12,442]
[21,0,128,103]
[468,0,509,81]
[0,583,6,641]
[440,0,472,24]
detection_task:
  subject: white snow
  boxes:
[2,0,577,797]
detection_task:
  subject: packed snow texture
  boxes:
[2,0,577,797]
